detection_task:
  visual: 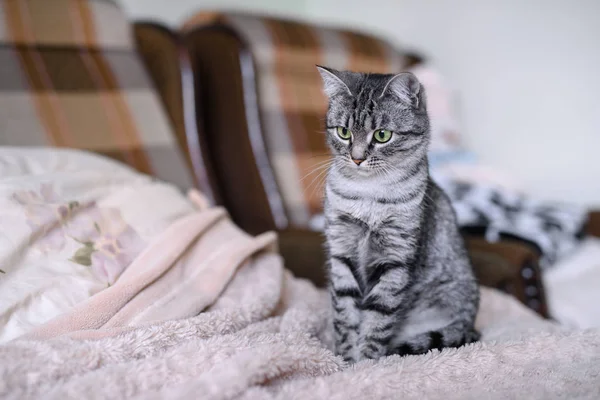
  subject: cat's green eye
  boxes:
[373,129,393,143]
[336,126,352,140]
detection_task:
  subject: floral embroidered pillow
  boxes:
[12,183,147,285]
[0,147,195,342]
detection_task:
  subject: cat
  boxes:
[317,66,480,363]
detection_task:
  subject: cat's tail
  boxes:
[389,322,480,356]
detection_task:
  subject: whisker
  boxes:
[310,172,329,200]
[305,158,343,190]
[304,167,330,197]
[309,158,335,167]
[309,165,331,199]
[300,159,333,175]
[299,159,335,181]
[300,164,332,183]
[307,153,333,159]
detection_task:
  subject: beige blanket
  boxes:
[2,191,600,399]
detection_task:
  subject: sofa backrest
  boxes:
[182,12,408,232]
[0,0,195,190]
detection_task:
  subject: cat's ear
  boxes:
[316,65,353,98]
[380,72,424,109]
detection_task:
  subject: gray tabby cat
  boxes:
[317,66,480,363]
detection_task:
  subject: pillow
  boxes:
[0,147,196,342]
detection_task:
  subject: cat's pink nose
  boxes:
[352,158,364,165]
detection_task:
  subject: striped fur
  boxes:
[318,67,479,362]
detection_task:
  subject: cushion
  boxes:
[0,147,196,342]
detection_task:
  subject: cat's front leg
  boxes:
[330,255,362,363]
[358,263,409,360]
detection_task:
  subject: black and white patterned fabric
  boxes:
[437,178,588,269]
[308,176,589,270]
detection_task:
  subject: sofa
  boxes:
[1,1,597,318]
[3,2,600,399]
[177,12,566,317]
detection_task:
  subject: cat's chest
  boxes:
[328,198,419,261]
[349,203,397,229]
[329,195,416,230]
[324,177,421,229]
[324,179,422,265]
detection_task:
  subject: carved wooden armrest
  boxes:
[465,237,548,318]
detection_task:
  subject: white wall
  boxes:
[116,0,307,26]
[118,0,600,207]
[303,0,600,207]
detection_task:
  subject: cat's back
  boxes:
[420,179,472,270]
[421,179,462,238]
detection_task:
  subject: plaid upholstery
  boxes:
[0,0,194,189]
[183,13,407,227]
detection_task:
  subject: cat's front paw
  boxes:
[342,355,356,364]
[465,328,481,344]
[335,349,357,364]
[358,343,387,361]
[334,344,358,364]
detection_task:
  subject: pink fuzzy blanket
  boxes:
[1,192,599,399]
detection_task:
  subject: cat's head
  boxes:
[317,66,430,178]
